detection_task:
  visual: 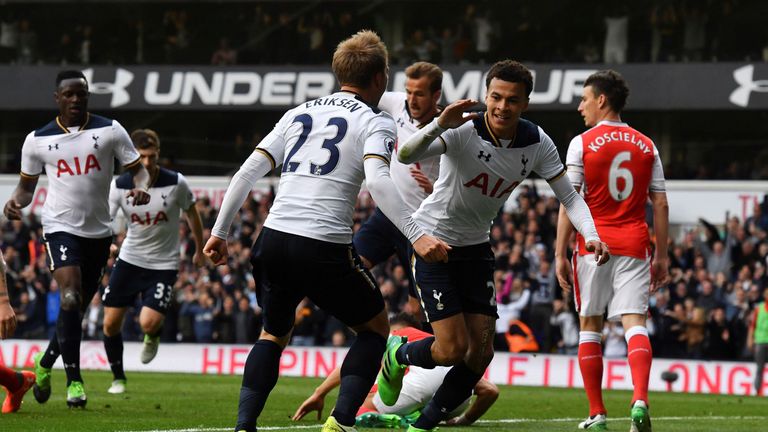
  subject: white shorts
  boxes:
[572,253,651,321]
[372,366,470,417]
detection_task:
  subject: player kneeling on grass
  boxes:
[101,129,206,394]
[292,313,499,428]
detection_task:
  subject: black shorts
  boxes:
[413,242,498,322]
[251,227,385,337]
[353,208,417,297]
[102,258,177,314]
[43,231,111,301]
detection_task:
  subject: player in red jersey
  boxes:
[555,70,669,432]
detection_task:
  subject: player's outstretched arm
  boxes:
[398,99,479,164]
[0,253,16,340]
[206,147,276,265]
[445,378,499,426]
[291,366,342,421]
[650,191,670,292]
[125,162,151,206]
[555,204,575,293]
[549,174,609,265]
[185,204,206,267]
[3,176,37,220]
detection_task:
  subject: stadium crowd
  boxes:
[3,177,768,361]
[0,0,765,66]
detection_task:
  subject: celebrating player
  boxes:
[203,30,450,432]
[3,70,150,408]
[102,128,205,394]
[379,60,609,432]
[355,61,443,317]
[555,70,669,432]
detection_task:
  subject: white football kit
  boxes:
[378,92,440,214]
[20,113,141,238]
[413,114,567,246]
[110,168,195,270]
[213,91,423,245]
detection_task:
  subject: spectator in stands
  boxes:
[603,5,629,64]
[551,299,579,355]
[211,37,237,65]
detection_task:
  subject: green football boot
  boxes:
[630,400,651,432]
[66,381,87,408]
[355,412,407,428]
[376,335,408,406]
[32,351,52,403]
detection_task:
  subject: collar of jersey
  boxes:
[55,112,90,133]
[597,119,628,127]
[474,112,501,148]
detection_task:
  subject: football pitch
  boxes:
[1,371,766,431]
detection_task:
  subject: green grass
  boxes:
[1,370,766,431]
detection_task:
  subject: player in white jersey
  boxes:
[2,70,151,408]
[202,31,450,432]
[101,129,205,395]
[354,62,442,316]
[377,60,610,432]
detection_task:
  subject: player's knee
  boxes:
[103,318,121,336]
[60,290,82,311]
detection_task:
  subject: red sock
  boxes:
[627,333,652,405]
[578,340,605,416]
[0,365,21,392]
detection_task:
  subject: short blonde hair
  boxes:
[130,128,160,150]
[332,30,388,88]
[405,62,443,94]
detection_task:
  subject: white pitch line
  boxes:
[122,416,768,432]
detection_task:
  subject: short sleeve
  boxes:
[20,132,43,177]
[377,91,405,117]
[253,112,292,170]
[363,113,397,164]
[534,128,566,181]
[565,135,585,188]
[441,123,466,158]
[108,179,122,221]
[649,142,666,192]
[112,121,141,167]
[176,173,196,210]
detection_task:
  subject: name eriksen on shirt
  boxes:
[305,97,362,112]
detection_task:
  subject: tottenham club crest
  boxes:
[92,134,100,149]
[60,245,68,261]
[433,290,444,311]
[520,154,529,176]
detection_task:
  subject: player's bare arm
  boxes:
[125,162,151,205]
[0,253,17,340]
[410,166,433,194]
[445,378,499,426]
[292,366,341,421]
[555,203,575,293]
[185,204,206,267]
[3,175,38,220]
[650,191,670,292]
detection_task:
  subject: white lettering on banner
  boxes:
[2,341,766,396]
[145,72,184,105]
[221,72,261,105]
[261,73,296,105]
[181,72,224,105]
[294,73,335,104]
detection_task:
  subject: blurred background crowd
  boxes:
[0,0,766,67]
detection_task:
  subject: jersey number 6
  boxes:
[608,151,633,202]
